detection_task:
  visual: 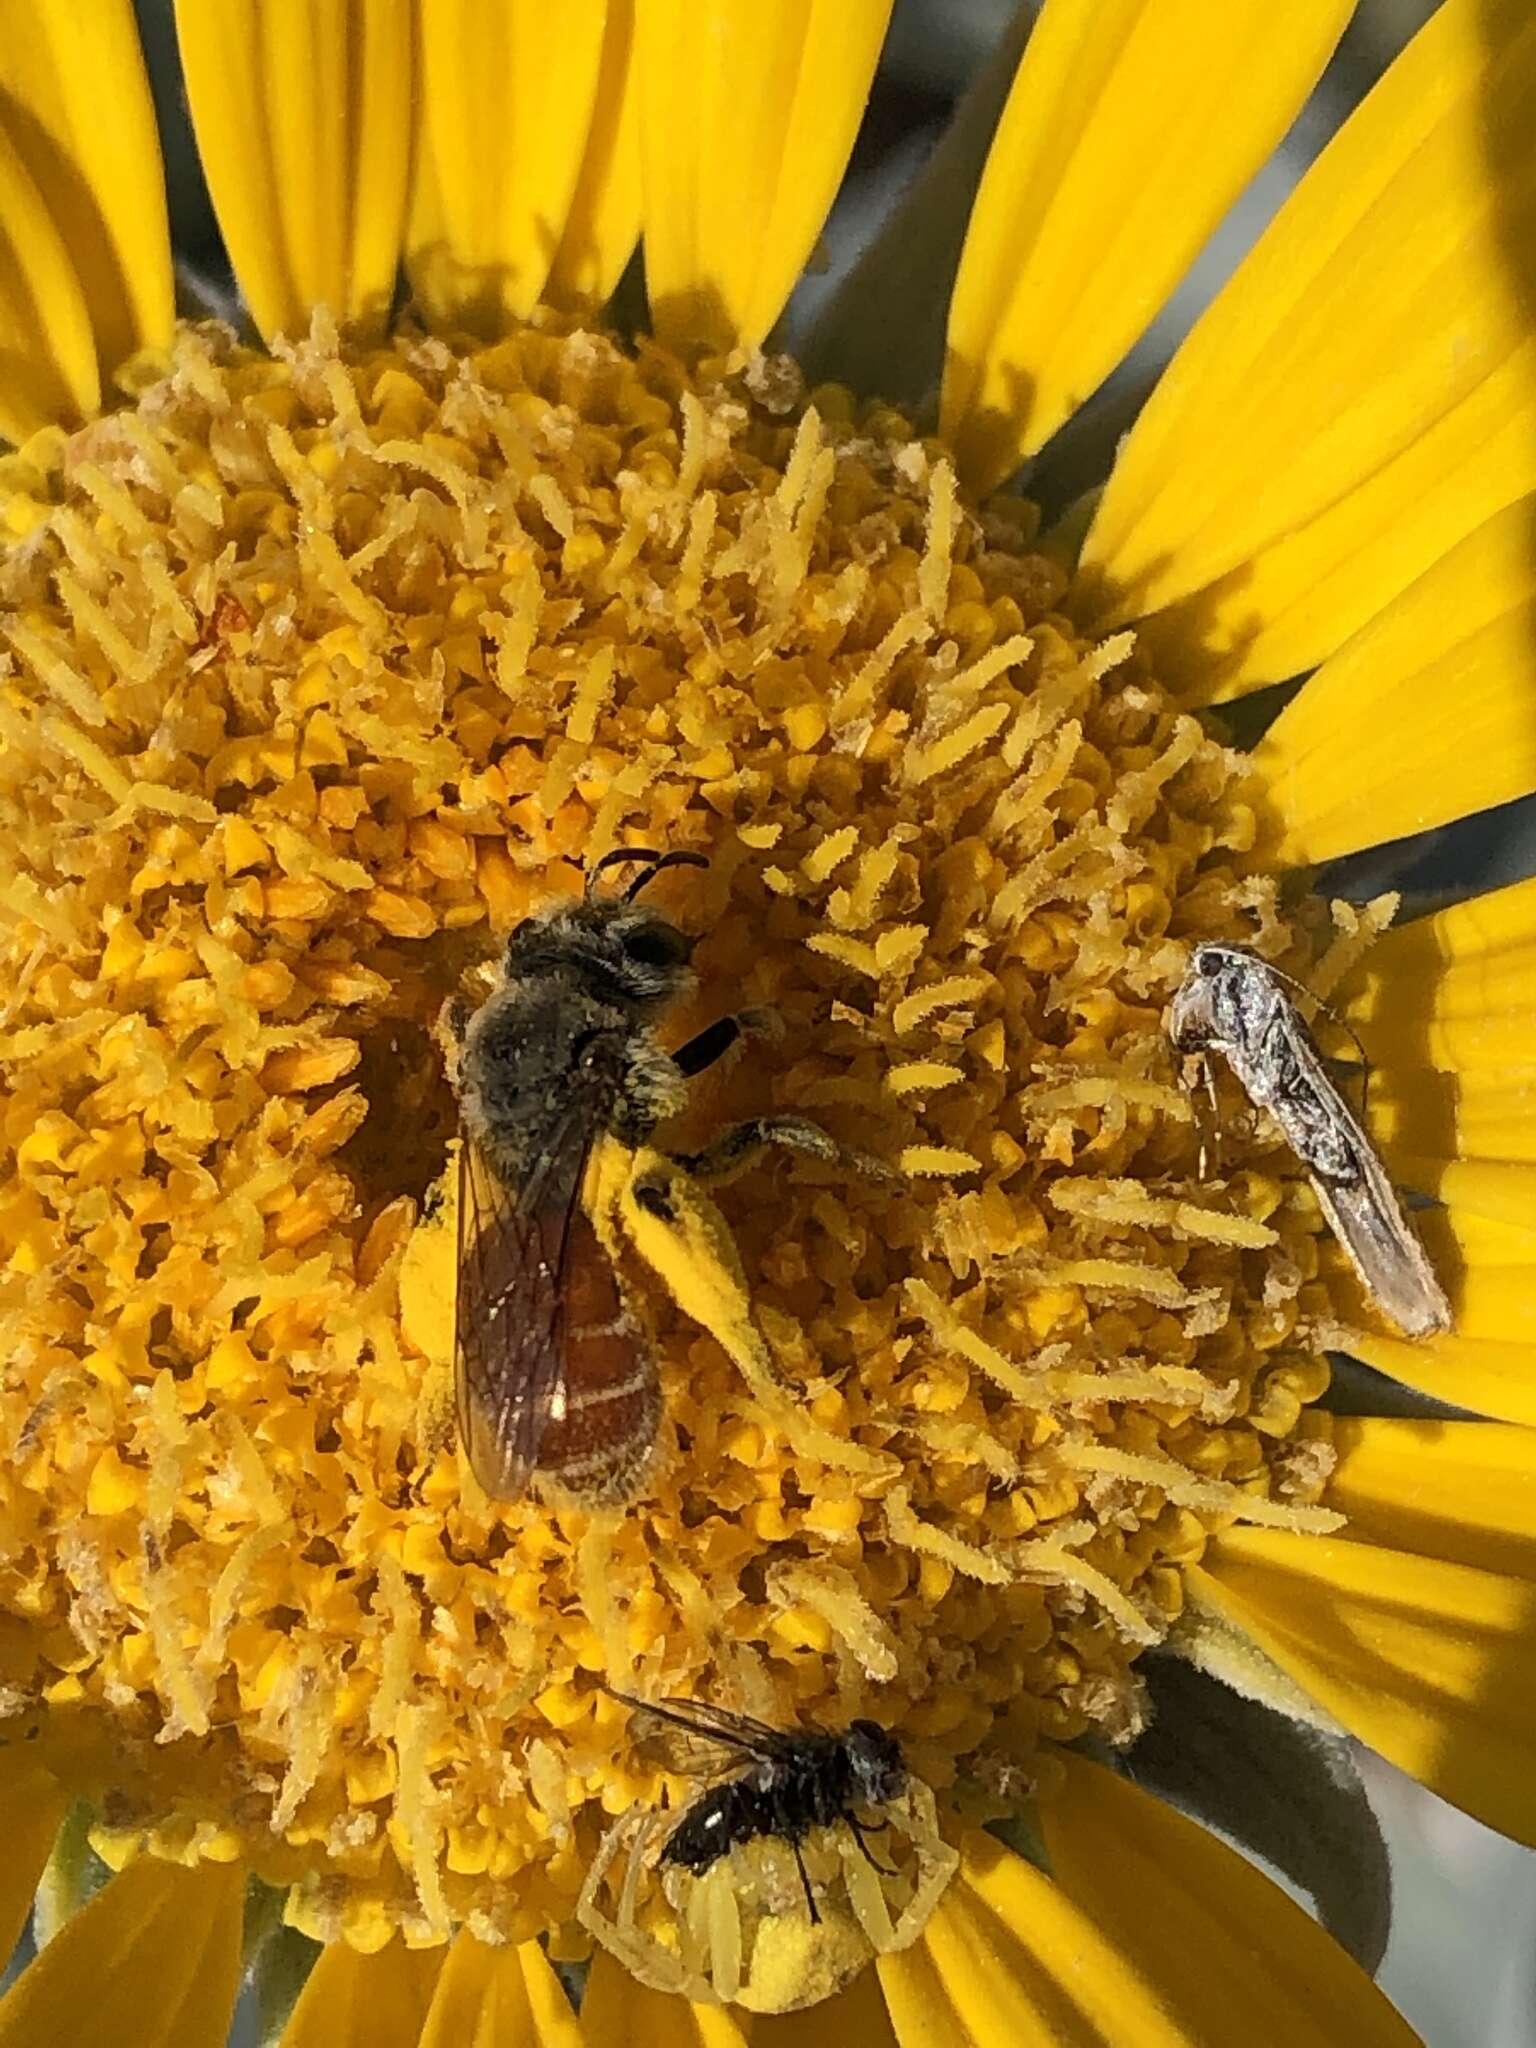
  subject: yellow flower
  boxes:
[0,2,1533,2044]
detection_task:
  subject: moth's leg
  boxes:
[1184,1052,1222,1179]
[846,1814,898,1878]
[671,1006,780,1079]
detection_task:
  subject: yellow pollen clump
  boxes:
[0,308,1340,1975]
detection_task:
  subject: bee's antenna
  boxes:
[624,850,708,902]
[581,846,709,901]
[585,846,665,899]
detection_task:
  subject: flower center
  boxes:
[0,311,1338,1981]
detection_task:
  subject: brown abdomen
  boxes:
[536,1208,660,1505]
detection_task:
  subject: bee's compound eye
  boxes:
[623,919,690,970]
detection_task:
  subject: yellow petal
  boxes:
[1344,874,1536,1072]
[545,2,643,311]
[1390,1159,1536,1234]
[638,0,893,352]
[280,1937,443,2048]
[879,1814,1414,2048]
[1363,1063,1536,1171]
[0,1853,243,2048]
[1338,1206,1536,1427]
[580,1956,749,2047]
[0,0,171,400]
[0,125,99,440]
[0,1755,66,1968]
[1190,1526,1536,1845]
[943,0,1353,495]
[1079,0,1536,699]
[1327,1416,1536,1581]
[420,1934,582,2048]
[407,2,607,338]
[175,0,412,343]
[1251,496,1536,862]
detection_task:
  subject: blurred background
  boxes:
[132,2,1536,2039]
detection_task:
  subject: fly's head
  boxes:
[845,1720,907,1805]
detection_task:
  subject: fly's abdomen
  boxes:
[535,1208,660,1505]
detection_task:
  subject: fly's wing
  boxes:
[608,1689,797,1781]
[1255,1006,1452,1341]
[454,1097,594,1499]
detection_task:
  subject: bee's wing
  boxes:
[608,1690,796,1779]
[454,1101,594,1499]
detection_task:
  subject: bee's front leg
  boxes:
[670,1006,782,1078]
[433,994,473,1087]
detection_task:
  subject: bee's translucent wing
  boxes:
[454,1104,592,1499]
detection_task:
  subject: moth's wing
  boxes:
[609,1691,794,1779]
[1311,1143,1454,1339]
[453,1101,594,1499]
[1258,1008,1453,1340]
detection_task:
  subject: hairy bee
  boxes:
[442,847,842,1505]
[607,1687,909,1921]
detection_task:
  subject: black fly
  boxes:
[606,1688,909,1922]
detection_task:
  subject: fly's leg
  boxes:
[790,1837,821,1924]
[847,1814,898,1878]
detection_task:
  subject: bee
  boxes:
[1169,942,1451,1339]
[607,1687,909,1921]
[442,847,846,1505]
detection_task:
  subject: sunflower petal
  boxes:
[581,1954,748,2045]
[942,0,1352,494]
[1079,0,1536,698]
[0,127,99,440]
[0,1854,243,2048]
[880,1807,1415,2047]
[1344,874,1536,1073]
[1326,1416,1536,1580]
[1251,497,1536,861]
[419,1933,581,2048]
[175,0,412,343]
[544,2,642,311]
[638,0,893,351]
[280,1936,443,2048]
[0,0,171,400]
[0,1757,66,1969]
[1337,1206,1536,1427]
[407,2,608,339]
[1189,1524,1536,1846]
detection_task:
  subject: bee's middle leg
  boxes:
[670,1114,844,1186]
